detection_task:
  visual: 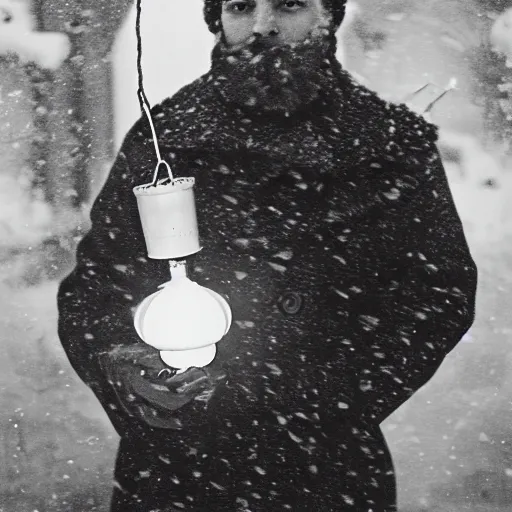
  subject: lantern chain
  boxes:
[135,0,173,185]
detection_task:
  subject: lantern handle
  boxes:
[136,0,174,186]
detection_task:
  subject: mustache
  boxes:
[223,27,331,55]
[225,38,292,58]
[247,38,281,53]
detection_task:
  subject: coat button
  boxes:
[277,291,304,315]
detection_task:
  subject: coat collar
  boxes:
[142,63,439,179]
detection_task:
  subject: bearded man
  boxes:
[57,1,478,511]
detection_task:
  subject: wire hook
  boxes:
[135,0,174,185]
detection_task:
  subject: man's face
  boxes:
[221,0,331,49]
[213,0,335,114]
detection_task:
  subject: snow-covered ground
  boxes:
[0,280,117,512]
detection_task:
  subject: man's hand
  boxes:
[98,344,227,430]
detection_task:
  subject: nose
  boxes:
[252,3,279,39]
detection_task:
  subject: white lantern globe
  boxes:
[133,261,232,371]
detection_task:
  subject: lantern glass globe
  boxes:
[133,271,231,370]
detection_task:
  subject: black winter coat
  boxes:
[57,59,478,512]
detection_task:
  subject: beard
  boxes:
[210,28,337,115]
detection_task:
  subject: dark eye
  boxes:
[281,0,306,10]
[226,1,251,13]
[1,9,13,23]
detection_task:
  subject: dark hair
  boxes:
[203,0,347,35]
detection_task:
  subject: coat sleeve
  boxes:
[56,117,180,439]
[335,145,478,426]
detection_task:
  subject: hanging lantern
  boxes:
[131,0,232,372]
[132,150,233,372]
[133,260,232,371]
